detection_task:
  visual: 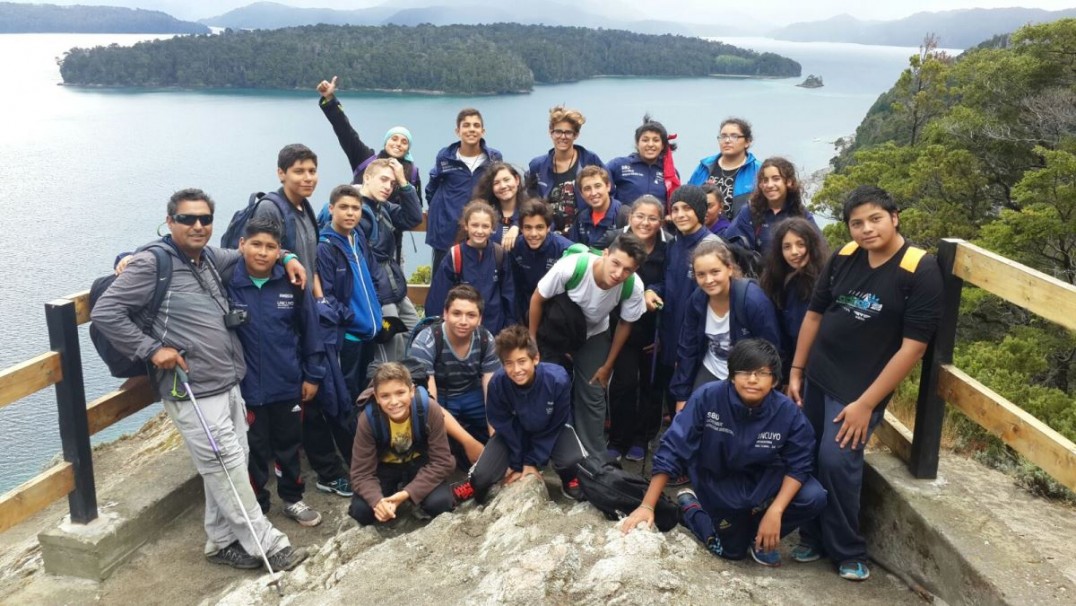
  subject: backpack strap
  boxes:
[620,275,636,302]
[729,278,752,336]
[365,404,386,448]
[412,386,429,446]
[838,241,859,256]
[566,253,592,291]
[900,246,927,273]
[139,243,174,324]
[432,322,446,389]
[450,244,463,282]
[492,243,504,273]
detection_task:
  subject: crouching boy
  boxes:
[348,362,456,525]
[621,339,826,567]
[453,326,585,504]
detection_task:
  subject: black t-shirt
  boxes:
[548,163,578,235]
[707,164,741,219]
[806,241,943,403]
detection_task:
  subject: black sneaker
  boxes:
[315,477,353,497]
[561,477,586,501]
[206,542,261,570]
[267,546,308,571]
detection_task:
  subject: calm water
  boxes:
[0,33,930,492]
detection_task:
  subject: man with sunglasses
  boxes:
[92,189,309,572]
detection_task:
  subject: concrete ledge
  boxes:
[863,451,1075,605]
[37,446,202,580]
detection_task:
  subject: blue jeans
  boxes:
[798,381,888,563]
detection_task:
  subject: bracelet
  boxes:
[398,183,414,191]
[791,365,805,371]
[282,253,298,265]
[638,503,654,512]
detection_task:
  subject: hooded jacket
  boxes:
[658,227,719,366]
[360,188,422,304]
[605,153,673,206]
[425,140,504,251]
[652,380,817,510]
[228,262,327,406]
[669,281,782,402]
[486,363,572,471]
[723,199,818,254]
[687,151,761,197]
[317,225,383,344]
[425,241,516,334]
[569,198,630,248]
[525,144,605,207]
[510,231,573,323]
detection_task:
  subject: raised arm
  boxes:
[317,76,376,173]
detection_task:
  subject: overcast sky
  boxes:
[9,0,1076,24]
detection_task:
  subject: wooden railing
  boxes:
[0,221,431,534]
[876,239,1076,492]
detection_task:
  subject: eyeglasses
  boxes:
[172,213,214,226]
[631,214,661,223]
[550,129,577,138]
[719,134,745,142]
[733,369,775,380]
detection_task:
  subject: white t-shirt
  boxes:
[537,255,646,338]
[457,151,487,173]
[702,305,731,380]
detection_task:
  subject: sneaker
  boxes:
[206,542,261,570]
[676,488,701,513]
[790,543,822,563]
[750,545,782,567]
[452,480,475,503]
[606,447,623,462]
[705,535,724,557]
[667,474,691,487]
[561,478,585,501]
[267,546,308,572]
[282,501,322,527]
[625,445,646,462]
[316,476,353,497]
[838,559,871,581]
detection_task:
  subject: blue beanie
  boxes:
[383,126,414,162]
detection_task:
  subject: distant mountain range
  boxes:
[769,8,1076,49]
[0,1,208,34]
[198,1,709,36]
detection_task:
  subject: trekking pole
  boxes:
[174,367,285,597]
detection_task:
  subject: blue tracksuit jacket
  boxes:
[510,231,573,323]
[425,241,516,334]
[359,189,422,305]
[425,140,504,251]
[658,227,719,366]
[228,263,326,406]
[317,226,383,344]
[669,281,782,401]
[568,198,628,247]
[653,380,816,510]
[486,363,573,471]
[723,201,818,254]
[526,145,605,207]
[605,153,672,205]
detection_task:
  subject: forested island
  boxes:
[57,23,801,94]
[815,20,1076,499]
[0,2,209,34]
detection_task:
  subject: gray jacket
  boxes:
[90,243,245,400]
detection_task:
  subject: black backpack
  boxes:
[220,191,294,249]
[575,456,679,531]
[88,242,173,378]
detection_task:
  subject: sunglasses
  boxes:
[172,213,214,226]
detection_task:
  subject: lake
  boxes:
[0,32,932,492]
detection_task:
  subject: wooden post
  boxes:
[45,299,97,523]
[908,239,962,478]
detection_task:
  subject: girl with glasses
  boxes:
[687,117,761,224]
[524,106,604,235]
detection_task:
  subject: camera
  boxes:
[224,308,248,329]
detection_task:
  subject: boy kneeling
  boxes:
[454,326,585,503]
[622,339,826,567]
[348,362,456,525]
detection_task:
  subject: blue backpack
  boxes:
[220,191,295,249]
[364,386,430,451]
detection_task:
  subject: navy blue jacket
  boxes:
[653,380,817,510]
[510,231,573,323]
[605,153,673,206]
[658,228,719,366]
[568,198,629,247]
[425,241,516,334]
[360,189,422,304]
[317,226,383,345]
[777,277,811,378]
[486,363,572,471]
[425,140,504,251]
[723,201,818,255]
[228,263,326,406]
[669,281,782,401]
[526,145,605,208]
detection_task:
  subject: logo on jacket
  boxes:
[546,401,554,415]
[754,432,782,449]
[705,411,733,436]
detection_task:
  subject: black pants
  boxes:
[302,401,350,483]
[248,400,303,509]
[347,459,454,525]
[340,338,375,405]
[608,347,670,452]
[469,425,585,502]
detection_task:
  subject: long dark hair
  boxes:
[473,162,526,222]
[748,157,806,230]
[759,217,828,308]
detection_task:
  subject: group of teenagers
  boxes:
[89,76,944,584]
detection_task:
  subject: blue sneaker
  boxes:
[606,447,623,462]
[838,560,871,581]
[790,543,822,563]
[625,445,646,462]
[750,545,782,567]
[705,535,724,557]
[316,476,353,497]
